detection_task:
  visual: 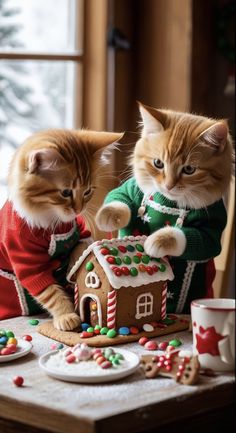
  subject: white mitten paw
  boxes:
[53,312,81,331]
[144,227,186,258]
[95,202,131,231]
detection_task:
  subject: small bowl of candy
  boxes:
[0,329,32,362]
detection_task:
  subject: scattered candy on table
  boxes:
[23,335,33,342]
[28,319,39,326]
[138,335,183,351]
[12,376,24,387]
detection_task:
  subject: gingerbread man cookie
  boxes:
[140,350,200,385]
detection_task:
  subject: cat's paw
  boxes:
[95,202,131,231]
[53,312,81,331]
[144,227,186,258]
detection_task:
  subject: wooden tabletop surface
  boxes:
[0,314,235,433]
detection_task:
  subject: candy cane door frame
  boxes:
[79,294,103,328]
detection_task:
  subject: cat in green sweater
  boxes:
[96,103,234,313]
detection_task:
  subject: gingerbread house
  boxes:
[67,235,174,331]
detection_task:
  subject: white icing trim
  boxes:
[176,261,196,313]
[146,198,189,217]
[67,235,174,289]
[85,272,100,289]
[48,221,77,256]
[135,292,154,319]
[79,293,102,327]
[0,269,29,315]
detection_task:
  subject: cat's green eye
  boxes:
[182,165,196,175]
[61,189,73,198]
[153,159,164,169]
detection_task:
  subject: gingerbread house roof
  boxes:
[67,235,174,290]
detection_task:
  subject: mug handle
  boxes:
[218,312,235,364]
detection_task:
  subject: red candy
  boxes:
[13,376,24,387]
[121,266,130,275]
[107,256,115,264]
[130,326,139,335]
[139,337,149,346]
[118,245,127,253]
[144,341,158,351]
[158,341,169,351]
[114,269,122,276]
[100,248,109,255]
[66,354,76,363]
[146,266,153,275]
[81,331,94,338]
[23,335,32,341]
[1,347,13,356]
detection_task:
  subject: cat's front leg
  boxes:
[36,284,80,331]
[95,202,131,231]
[144,226,186,258]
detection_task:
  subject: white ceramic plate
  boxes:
[0,339,32,363]
[39,348,140,383]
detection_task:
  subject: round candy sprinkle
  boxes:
[28,319,39,326]
[115,257,122,265]
[6,330,15,338]
[118,327,130,336]
[159,263,166,272]
[86,261,94,271]
[130,326,139,334]
[107,329,117,338]
[81,331,94,338]
[135,243,144,252]
[139,336,149,346]
[121,266,130,275]
[130,267,138,277]
[23,335,32,342]
[143,323,154,332]
[114,268,122,276]
[146,266,153,275]
[13,376,24,387]
[50,343,58,350]
[101,360,112,369]
[141,255,150,264]
[158,341,169,351]
[8,337,17,345]
[126,244,135,252]
[133,255,141,264]
[168,338,182,347]
[0,336,8,345]
[81,323,90,331]
[123,255,131,265]
[66,354,76,363]
[107,256,116,264]
[86,327,94,333]
[144,341,158,351]
[118,245,127,253]
[109,247,118,256]
[100,327,109,335]
[100,247,109,255]
[138,264,146,272]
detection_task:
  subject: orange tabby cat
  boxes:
[96,103,234,313]
[0,129,122,329]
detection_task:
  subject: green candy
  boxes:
[6,330,15,338]
[112,358,120,366]
[130,267,138,276]
[86,261,94,271]
[87,327,94,333]
[169,338,182,347]
[161,317,175,325]
[142,255,150,264]
[135,243,144,252]
[0,329,6,336]
[107,329,117,338]
[29,319,39,326]
[123,255,131,265]
[109,354,116,362]
[114,353,124,360]
[95,325,101,331]
[159,263,166,272]
[133,255,141,264]
[110,247,118,256]
[104,348,115,359]
[100,327,109,335]
[115,257,122,265]
[126,244,135,252]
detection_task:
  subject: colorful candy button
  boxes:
[110,247,118,256]
[123,255,131,265]
[100,327,109,335]
[168,338,182,347]
[135,243,144,252]
[130,267,138,277]
[144,341,158,350]
[159,263,166,272]
[28,319,39,326]
[141,255,150,264]
[133,255,141,264]
[100,248,109,255]
[12,376,24,387]
[118,327,130,336]
[115,257,122,265]
[118,245,127,253]
[107,329,117,338]
[126,245,135,252]
[86,261,94,271]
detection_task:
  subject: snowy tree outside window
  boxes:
[0,0,82,208]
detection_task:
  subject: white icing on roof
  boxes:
[67,235,174,289]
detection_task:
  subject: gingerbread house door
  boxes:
[79,294,102,328]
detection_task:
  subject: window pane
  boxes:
[0,59,82,208]
[0,0,80,53]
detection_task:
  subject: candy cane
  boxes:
[107,290,117,329]
[74,284,79,311]
[161,282,167,320]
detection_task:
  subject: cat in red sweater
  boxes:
[0,129,122,330]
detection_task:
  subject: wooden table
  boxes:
[0,315,235,433]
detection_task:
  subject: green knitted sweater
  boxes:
[105,178,227,313]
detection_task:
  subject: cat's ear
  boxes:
[200,122,228,153]
[28,148,65,173]
[138,102,166,137]
[91,132,124,152]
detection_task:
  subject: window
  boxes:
[85,272,100,289]
[0,0,83,208]
[135,293,154,319]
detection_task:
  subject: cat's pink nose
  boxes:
[165,182,175,190]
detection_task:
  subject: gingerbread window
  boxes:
[135,292,153,319]
[85,271,100,289]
